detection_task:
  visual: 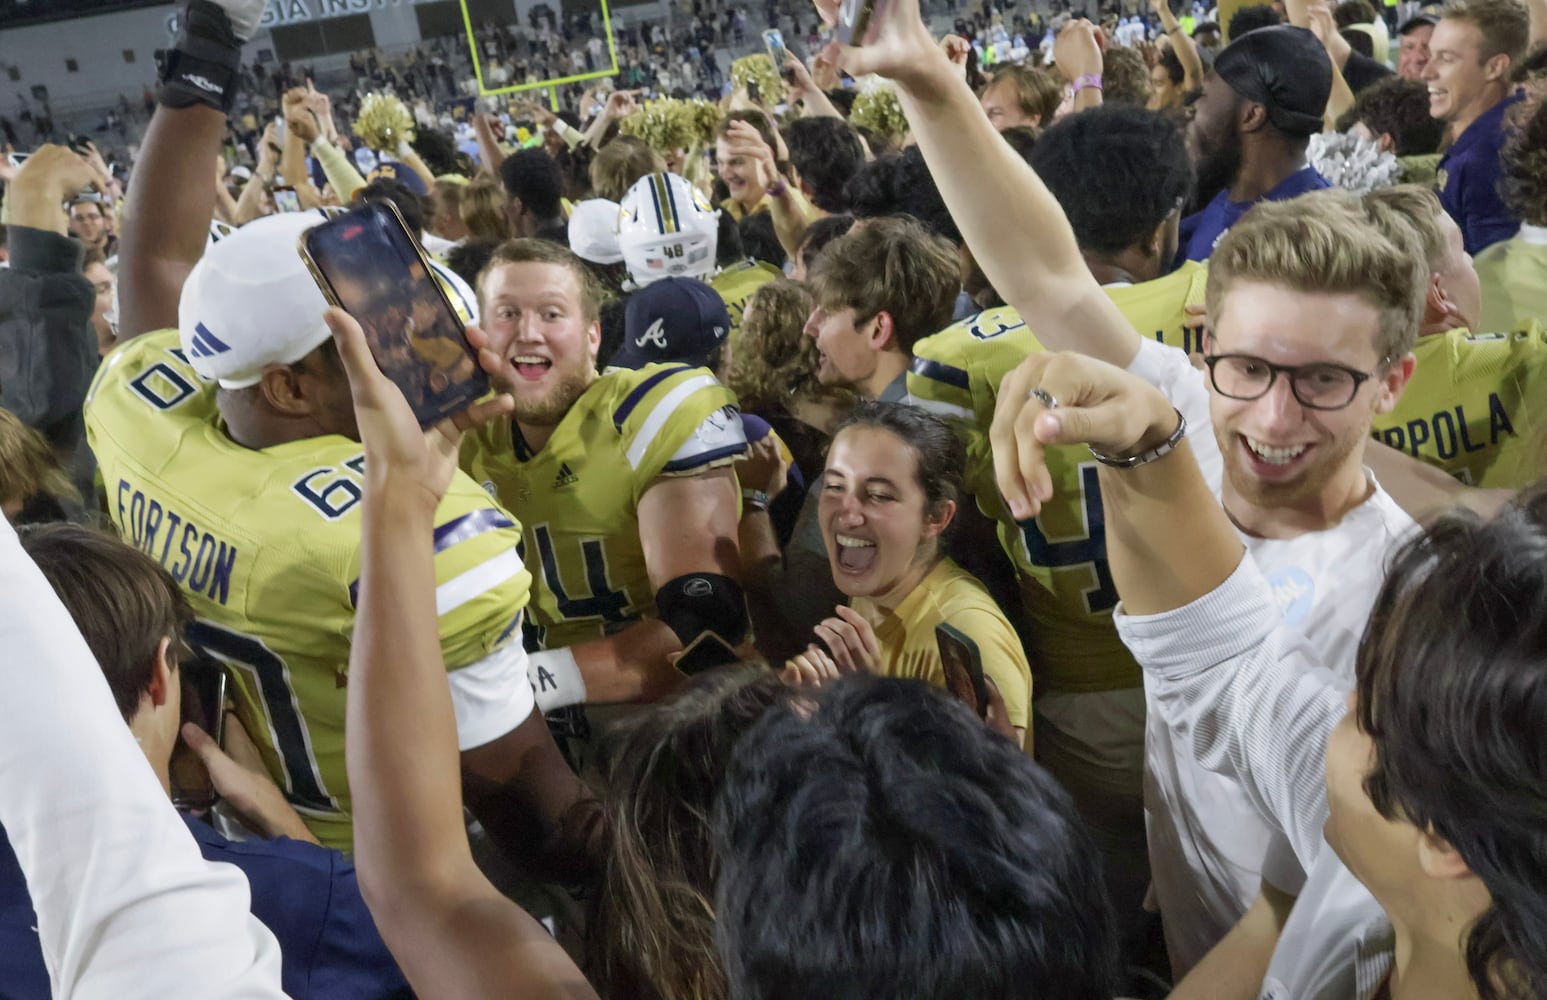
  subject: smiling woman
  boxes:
[814,401,1033,744]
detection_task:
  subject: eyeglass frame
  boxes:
[1200,352,1392,412]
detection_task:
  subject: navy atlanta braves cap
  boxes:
[616,276,731,370]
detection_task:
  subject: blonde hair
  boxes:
[1205,189,1427,363]
[0,408,79,509]
[459,177,513,242]
[727,278,820,409]
[591,135,666,202]
[1362,184,1449,269]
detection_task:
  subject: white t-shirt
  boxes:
[1126,338,1414,975]
[1118,557,1396,1000]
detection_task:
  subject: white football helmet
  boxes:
[617,172,720,287]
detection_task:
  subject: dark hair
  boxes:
[806,217,961,354]
[444,236,501,288]
[1511,40,1547,82]
[824,88,858,116]
[482,238,604,324]
[999,125,1041,161]
[1228,3,1284,36]
[1159,43,1186,87]
[18,523,193,723]
[589,666,789,1000]
[1355,488,1547,1000]
[410,128,469,177]
[737,212,785,269]
[844,147,962,244]
[1339,76,1447,156]
[500,148,564,219]
[713,674,1120,1000]
[1029,105,1194,257]
[831,400,965,517]
[1335,0,1379,27]
[798,213,856,273]
[353,178,429,238]
[715,209,745,269]
[783,117,865,213]
[1499,81,1547,225]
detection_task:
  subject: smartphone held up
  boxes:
[298,201,488,428]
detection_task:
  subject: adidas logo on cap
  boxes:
[187,322,232,359]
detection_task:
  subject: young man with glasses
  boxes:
[816,0,1432,981]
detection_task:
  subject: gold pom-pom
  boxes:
[619,97,723,153]
[353,92,416,152]
[850,84,908,142]
[731,53,784,104]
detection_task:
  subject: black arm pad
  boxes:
[655,573,749,647]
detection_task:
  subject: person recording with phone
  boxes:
[99,0,597,877]
[792,401,1033,747]
[0,523,411,1000]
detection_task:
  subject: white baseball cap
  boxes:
[567,198,625,265]
[178,212,331,390]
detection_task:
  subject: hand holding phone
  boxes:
[936,622,990,718]
[764,28,793,79]
[299,201,489,428]
[169,660,229,812]
[271,185,301,212]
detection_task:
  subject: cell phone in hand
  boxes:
[747,79,761,103]
[676,631,742,676]
[271,185,301,212]
[764,28,792,78]
[936,622,991,718]
[835,0,878,46]
[298,200,489,428]
[169,659,229,813]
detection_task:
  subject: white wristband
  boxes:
[528,647,586,712]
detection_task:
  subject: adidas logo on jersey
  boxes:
[552,462,579,488]
[187,322,233,359]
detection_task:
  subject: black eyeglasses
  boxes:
[1202,354,1381,411]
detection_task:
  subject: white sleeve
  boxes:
[661,403,749,474]
[0,521,286,1000]
[1115,554,1343,873]
[448,640,537,750]
[1126,337,1224,496]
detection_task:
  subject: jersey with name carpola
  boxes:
[85,331,534,852]
[1128,337,1416,974]
[1372,324,1547,487]
[463,363,745,650]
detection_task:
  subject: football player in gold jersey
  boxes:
[462,239,748,715]
[107,90,593,870]
[906,103,1199,957]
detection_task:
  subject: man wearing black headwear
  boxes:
[1178,24,1334,262]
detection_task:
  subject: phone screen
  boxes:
[763,28,790,75]
[300,201,489,428]
[170,660,228,813]
[935,623,990,717]
[271,186,301,212]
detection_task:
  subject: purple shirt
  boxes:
[1179,165,1331,263]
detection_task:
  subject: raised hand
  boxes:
[990,351,1180,520]
[813,0,946,88]
[782,643,842,687]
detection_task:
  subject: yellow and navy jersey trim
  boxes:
[346,506,517,606]
[650,172,683,235]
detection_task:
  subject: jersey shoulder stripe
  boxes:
[911,355,970,391]
[613,364,694,429]
[625,371,722,469]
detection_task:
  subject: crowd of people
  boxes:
[3,0,1547,995]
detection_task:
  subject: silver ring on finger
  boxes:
[1028,387,1059,409]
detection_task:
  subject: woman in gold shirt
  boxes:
[800,401,1034,746]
